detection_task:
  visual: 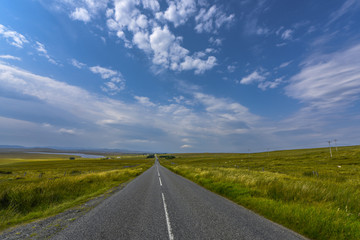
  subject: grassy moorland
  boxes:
[0,152,153,230]
[160,146,360,240]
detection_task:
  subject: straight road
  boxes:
[53,158,306,240]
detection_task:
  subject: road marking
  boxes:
[157,166,160,177]
[159,177,163,186]
[161,193,174,240]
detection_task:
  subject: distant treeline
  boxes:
[146,154,176,159]
[159,155,175,159]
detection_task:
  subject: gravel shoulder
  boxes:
[0,182,129,240]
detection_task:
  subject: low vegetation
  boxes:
[160,146,360,240]
[0,153,152,230]
[159,155,176,159]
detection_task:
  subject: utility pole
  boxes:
[334,139,338,152]
[328,141,332,158]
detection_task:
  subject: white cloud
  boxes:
[239,70,265,85]
[286,44,360,110]
[276,26,284,36]
[243,15,268,36]
[90,65,117,79]
[141,0,160,12]
[150,26,185,66]
[59,128,76,135]
[258,77,283,91]
[104,1,220,74]
[49,0,109,23]
[195,5,234,33]
[35,41,58,65]
[240,69,281,90]
[101,81,125,95]
[180,144,192,148]
[35,41,47,54]
[279,60,292,68]
[71,7,91,22]
[193,92,259,135]
[0,24,28,48]
[134,96,156,107]
[180,55,217,74]
[0,62,265,152]
[209,37,222,46]
[281,29,293,40]
[89,65,125,94]
[227,65,236,72]
[256,27,269,35]
[329,0,359,24]
[0,55,21,61]
[70,59,86,69]
[133,31,151,52]
[162,0,197,27]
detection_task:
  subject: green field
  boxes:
[0,152,153,230]
[160,146,360,240]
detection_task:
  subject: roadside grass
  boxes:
[160,146,360,240]
[0,153,153,230]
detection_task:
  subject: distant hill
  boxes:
[0,146,151,155]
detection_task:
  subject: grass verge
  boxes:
[160,146,360,240]
[0,154,152,230]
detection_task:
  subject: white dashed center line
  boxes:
[156,162,174,239]
[161,192,174,240]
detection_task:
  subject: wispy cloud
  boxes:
[258,77,282,91]
[70,59,86,69]
[239,70,266,85]
[180,144,192,149]
[35,41,58,65]
[239,69,282,90]
[227,65,236,73]
[46,0,109,23]
[328,0,359,24]
[59,128,76,135]
[194,5,234,34]
[0,62,265,151]
[0,55,21,61]
[281,29,293,40]
[286,44,360,110]
[0,24,28,48]
[134,96,156,107]
[279,60,293,68]
[89,65,125,94]
[209,37,222,46]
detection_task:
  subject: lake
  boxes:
[29,152,105,159]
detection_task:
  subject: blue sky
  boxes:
[0,0,359,152]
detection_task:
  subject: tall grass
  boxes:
[161,146,360,240]
[0,155,152,230]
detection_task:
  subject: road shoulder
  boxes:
[0,182,129,240]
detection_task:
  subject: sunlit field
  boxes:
[0,152,153,230]
[160,146,360,240]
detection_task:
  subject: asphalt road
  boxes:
[52,159,306,240]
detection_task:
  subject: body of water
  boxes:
[29,152,105,159]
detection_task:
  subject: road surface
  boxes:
[52,158,306,240]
